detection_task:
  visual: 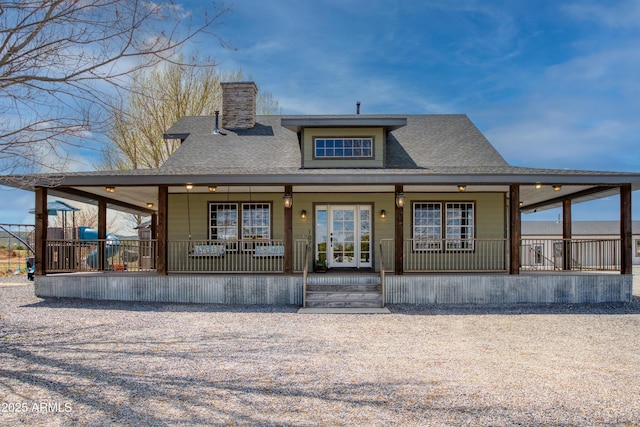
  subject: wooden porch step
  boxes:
[307,291,381,299]
[305,282,382,308]
[306,274,380,285]
[305,299,383,309]
[304,274,383,309]
[307,284,381,292]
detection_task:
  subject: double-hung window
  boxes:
[413,202,442,251]
[242,203,271,251]
[445,202,475,251]
[209,202,272,251]
[209,203,238,250]
[413,202,475,251]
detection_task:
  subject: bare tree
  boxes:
[47,204,124,235]
[0,0,230,176]
[101,58,281,170]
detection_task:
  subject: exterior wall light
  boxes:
[208,186,217,192]
[283,193,293,208]
[380,210,386,219]
[553,185,562,192]
[300,210,307,219]
[395,192,404,208]
[105,186,115,193]
[458,185,467,192]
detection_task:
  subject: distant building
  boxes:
[522,221,640,268]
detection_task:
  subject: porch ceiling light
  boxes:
[457,184,467,192]
[535,183,542,189]
[395,192,405,208]
[380,209,387,219]
[105,186,115,193]
[283,193,293,208]
[300,210,307,219]
[146,203,154,209]
[185,184,193,191]
[553,185,562,192]
[208,185,217,192]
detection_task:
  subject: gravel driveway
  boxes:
[1,274,640,426]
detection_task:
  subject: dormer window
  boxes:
[314,137,373,158]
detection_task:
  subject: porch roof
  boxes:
[2,165,639,216]
[4,164,639,183]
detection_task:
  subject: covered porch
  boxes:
[26,175,637,306]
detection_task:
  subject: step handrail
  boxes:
[302,243,309,308]
[379,242,385,308]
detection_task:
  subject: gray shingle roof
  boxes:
[386,115,508,168]
[3,114,640,191]
[161,115,301,170]
[161,114,508,171]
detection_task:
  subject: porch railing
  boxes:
[45,238,308,273]
[380,237,622,273]
[167,239,309,273]
[520,238,620,271]
[380,238,508,272]
[45,239,156,272]
[44,237,622,274]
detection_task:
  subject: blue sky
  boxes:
[2,0,640,224]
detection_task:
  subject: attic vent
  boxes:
[221,82,257,129]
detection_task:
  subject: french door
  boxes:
[316,205,371,269]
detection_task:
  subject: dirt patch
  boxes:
[0,247,19,259]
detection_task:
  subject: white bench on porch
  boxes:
[189,244,226,257]
[253,244,285,257]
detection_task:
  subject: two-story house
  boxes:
[2,82,639,307]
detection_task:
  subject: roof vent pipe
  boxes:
[214,110,220,134]
[356,101,361,115]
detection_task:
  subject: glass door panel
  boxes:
[315,207,328,267]
[329,207,357,267]
[359,207,371,267]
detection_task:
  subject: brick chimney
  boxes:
[221,82,258,129]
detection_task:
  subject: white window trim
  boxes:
[412,202,442,251]
[209,203,239,251]
[445,202,475,252]
[241,202,272,252]
[412,201,475,252]
[313,137,374,159]
[208,202,273,252]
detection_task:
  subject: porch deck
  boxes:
[34,269,632,306]
[34,236,631,305]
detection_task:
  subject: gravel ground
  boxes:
[1,273,640,426]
